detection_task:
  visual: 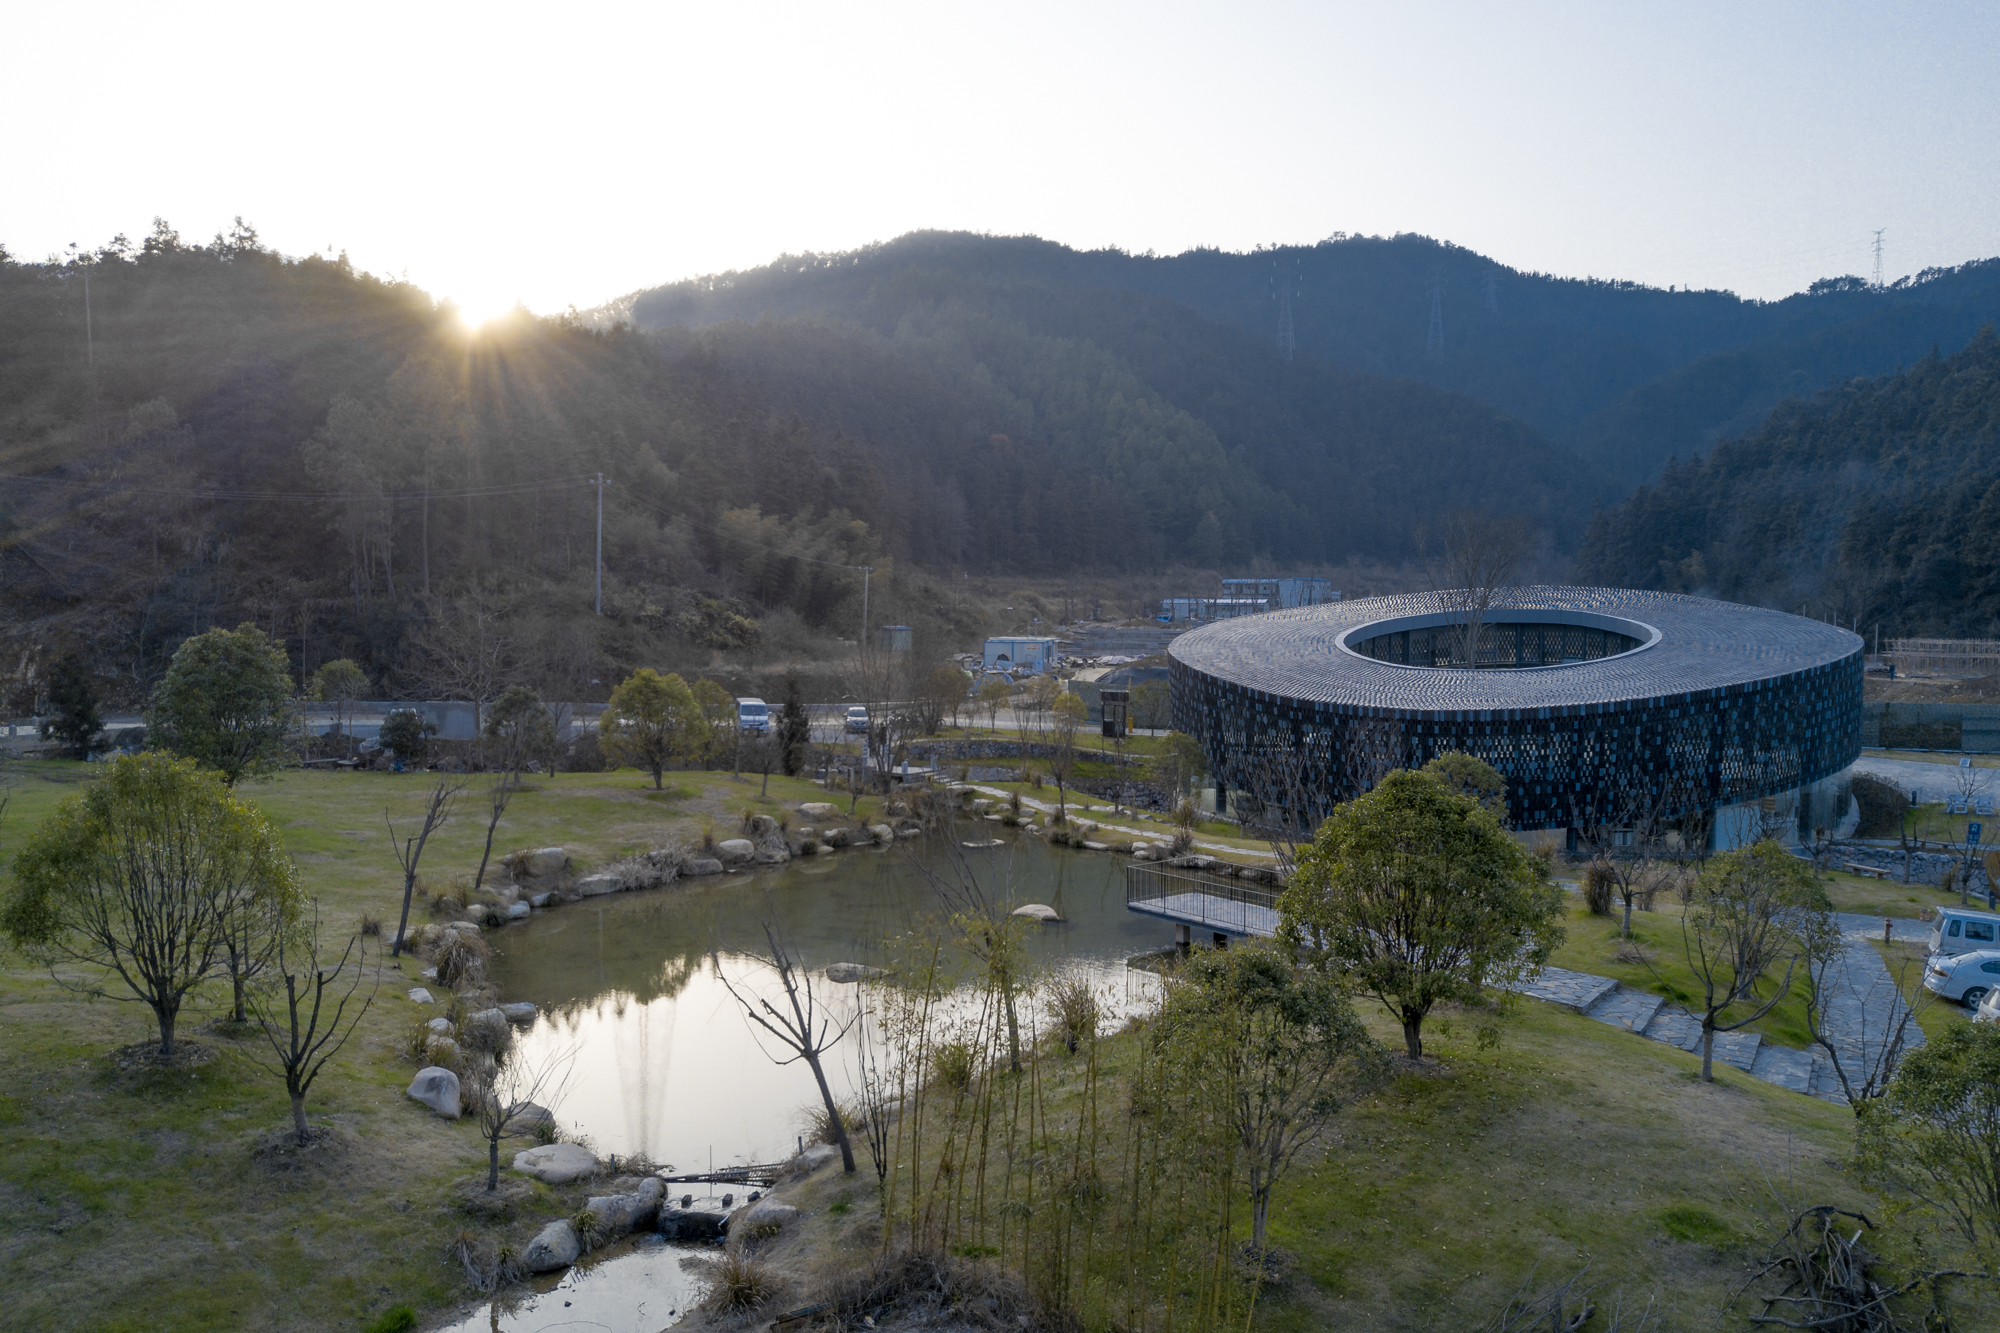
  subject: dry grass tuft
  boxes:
[811,1246,1052,1331]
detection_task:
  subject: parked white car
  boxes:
[1976,985,2000,1024]
[1923,949,2000,1008]
[845,706,870,734]
[1926,907,2000,959]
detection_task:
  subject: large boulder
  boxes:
[799,802,839,820]
[730,1198,799,1237]
[1011,903,1063,924]
[867,824,894,845]
[505,901,531,920]
[510,847,571,880]
[499,1001,539,1025]
[752,846,791,865]
[683,857,724,877]
[715,838,756,865]
[407,986,435,1005]
[575,873,625,897]
[406,1066,461,1119]
[512,1142,599,1184]
[793,1142,843,1173]
[746,814,780,837]
[522,1218,580,1273]
[658,1204,728,1241]
[584,1178,664,1234]
[461,1008,513,1053]
[825,963,887,984]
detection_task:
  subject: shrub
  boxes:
[705,1251,781,1312]
[932,1040,977,1093]
[1583,860,1616,915]
[358,912,382,937]
[364,1306,418,1333]
[433,930,489,989]
[1048,975,1099,1054]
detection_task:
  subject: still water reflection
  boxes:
[486,829,1172,1167]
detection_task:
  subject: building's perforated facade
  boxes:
[1167,587,1864,832]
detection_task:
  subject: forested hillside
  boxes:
[614,231,2000,484]
[1575,327,2000,635]
[0,224,952,708]
[0,223,1589,709]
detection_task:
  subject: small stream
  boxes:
[439,828,1171,1332]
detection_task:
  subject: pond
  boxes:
[437,828,1172,1333]
[487,828,1170,1167]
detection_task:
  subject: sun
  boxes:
[450,293,522,333]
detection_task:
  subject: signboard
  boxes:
[1969,821,1983,846]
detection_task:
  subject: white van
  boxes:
[736,697,770,736]
[1928,906,2000,958]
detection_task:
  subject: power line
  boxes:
[0,471,601,503]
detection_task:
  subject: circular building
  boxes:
[1168,586,1863,846]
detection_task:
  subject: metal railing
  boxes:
[1124,863,1281,936]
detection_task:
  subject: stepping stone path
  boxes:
[1501,914,1926,1105]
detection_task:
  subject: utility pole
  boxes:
[1872,229,1886,291]
[1425,267,1445,360]
[594,473,605,615]
[860,565,873,650]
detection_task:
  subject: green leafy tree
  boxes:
[40,654,103,758]
[691,677,737,766]
[976,677,1011,734]
[1680,840,1833,1081]
[1420,751,1507,817]
[1279,767,1565,1060]
[2,753,301,1056]
[1867,1021,2000,1264]
[601,668,708,789]
[148,624,298,784]
[777,673,811,777]
[1155,946,1381,1251]
[310,658,369,750]
[379,708,436,765]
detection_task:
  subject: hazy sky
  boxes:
[8,1,1997,320]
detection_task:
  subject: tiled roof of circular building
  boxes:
[1167,586,1862,712]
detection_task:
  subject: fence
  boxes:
[1124,863,1281,937]
[1884,639,2000,676]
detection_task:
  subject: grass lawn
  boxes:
[1816,865,1975,918]
[0,758,878,1333]
[761,978,1928,1332]
[1864,748,2000,768]
[1547,901,1815,1048]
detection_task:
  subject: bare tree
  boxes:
[249,903,379,1144]
[718,921,860,1173]
[1805,937,1933,1111]
[1228,731,1336,870]
[1044,692,1086,822]
[1575,788,1672,940]
[1421,508,1531,667]
[1680,842,1831,1081]
[406,595,511,734]
[468,1042,578,1191]
[388,779,464,957]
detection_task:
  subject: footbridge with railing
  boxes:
[1125,863,1280,943]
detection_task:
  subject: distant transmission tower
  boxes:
[1425,268,1445,359]
[1271,255,1300,363]
[1872,228,1886,290]
[1481,268,1500,315]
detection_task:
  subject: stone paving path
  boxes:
[1501,922,1926,1104]
[962,784,1280,859]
